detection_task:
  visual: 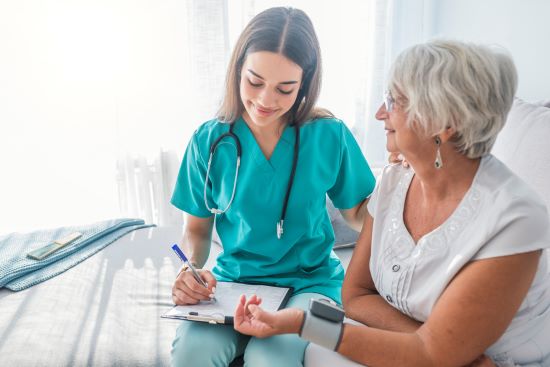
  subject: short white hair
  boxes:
[388,39,518,158]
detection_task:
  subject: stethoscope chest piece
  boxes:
[276,220,284,239]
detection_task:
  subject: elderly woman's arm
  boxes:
[234,247,537,366]
[337,246,541,367]
[234,209,538,366]
[342,213,423,332]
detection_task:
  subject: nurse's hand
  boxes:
[234,294,304,338]
[388,151,409,168]
[172,268,217,305]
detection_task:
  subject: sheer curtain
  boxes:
[114,0,230,228]
[225,0,394,164]
[1,0,405,234]
[115,0,398,227]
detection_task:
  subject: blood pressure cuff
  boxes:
[299,299,345,351]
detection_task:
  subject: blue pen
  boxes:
[171,244,216,302]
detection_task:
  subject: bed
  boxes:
[1,98,548,367]
[0,221,354,366]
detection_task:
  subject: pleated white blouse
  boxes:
[305,155,550,367]
[367,155,550,366]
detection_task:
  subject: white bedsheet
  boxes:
[0,226,354,366]
[0,226,190,367]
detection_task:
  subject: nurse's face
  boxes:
[239,51,303,128]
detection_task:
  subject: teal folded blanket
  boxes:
[0,218,155,291]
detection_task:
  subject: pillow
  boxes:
[533,99,550,108]
[326,196,360,249]
[492,97,550,217]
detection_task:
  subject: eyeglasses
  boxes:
[383,90,395,112]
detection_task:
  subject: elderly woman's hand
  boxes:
[233,294,304,338]
[388,151,409,168]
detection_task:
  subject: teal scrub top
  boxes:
[171,116,375,303]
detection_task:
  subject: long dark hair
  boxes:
[217,7,332,125]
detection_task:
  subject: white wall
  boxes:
[390,0,550,101]
[2,0,547,234]
[429,0,550,102]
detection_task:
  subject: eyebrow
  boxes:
[247,69,299,85]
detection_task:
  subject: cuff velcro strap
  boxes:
[299,310,344,351]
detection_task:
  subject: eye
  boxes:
[247,79,263,88]
[277,88,294,95]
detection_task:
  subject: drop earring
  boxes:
[434,136,443,169]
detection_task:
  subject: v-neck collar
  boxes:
[399,156,485,247]
[233,117,295,172]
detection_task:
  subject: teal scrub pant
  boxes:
[171,292,325,367]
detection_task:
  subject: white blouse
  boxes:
[367,155,550,365]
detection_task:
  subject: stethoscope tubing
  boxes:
[203,125,242,215]
[204,121,299,239]
[277,124,299,239]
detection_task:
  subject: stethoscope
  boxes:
[203,122,300,239]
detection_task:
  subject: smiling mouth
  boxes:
[253,103,277,115]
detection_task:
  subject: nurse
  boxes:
[170,6,376,367]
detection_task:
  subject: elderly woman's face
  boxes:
[376,91,414,154]
[375,91,432,158]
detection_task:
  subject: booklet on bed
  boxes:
[162,281,292,325]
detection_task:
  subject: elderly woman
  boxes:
[232,40,550,367]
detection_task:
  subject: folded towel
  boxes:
[0,218,155,291]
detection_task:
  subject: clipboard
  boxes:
[161,281,292,325]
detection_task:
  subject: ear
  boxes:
[438,127,456,143]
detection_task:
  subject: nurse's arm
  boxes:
[339,198,369,232]
[342,213,423,333]
[180,213,214,268]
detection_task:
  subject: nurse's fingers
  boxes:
[388,152,409,168]
[199,270,217,293]
[183,275,214,299]
[176,272,212,300]
[172,286,200,305]
[388,151,401,164]
[172,276,199,305]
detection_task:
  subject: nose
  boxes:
[257,88,277,107]
[375,103,387,121]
